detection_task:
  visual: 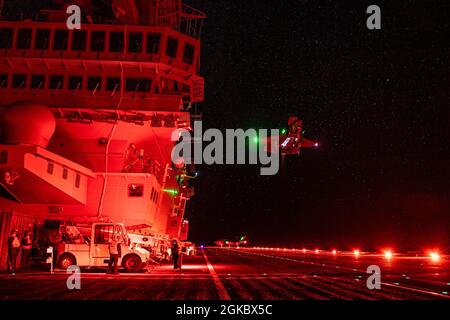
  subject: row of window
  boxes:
[128,184,160,204]
[0,73,189,94]
[0,28,196,65]
[47,162,81,188]
[0,73,161,93]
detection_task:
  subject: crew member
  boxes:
[171,240,180,270]
[7,229,21,275]
[107,235,121,274]
[21,231,33,271]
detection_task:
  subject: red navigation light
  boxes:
[384,250,393,260]
[353,250,360,257]
[315,249,319,254]
[314,142,319,147]
[332,250,337,255]
[303,248,307,253]
[430,252,440,262]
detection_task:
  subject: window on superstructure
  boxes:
[0,74,7,88]
[166,37,178,58]
[0,28,14,49]
[72,30,87,51]
[47,162,54,174]
[62,167,68,180]
[35,29,50,50]
[90,31,105,52]
[49,75,64,90]
[147,33,161,54]
[183,43,195,65]
[87,76,102,90]
[75,173,81,188]
[31,75,45,89]
[54,30,68,50]
[12,74,26,89]
[129,184,144,197]
[106,77,121,91]
[17,29,32,49]
[0,151,7,164]
[128,32,142,53]
[68,76,83,90]
[110,32,124,52]
[126,78,152,93]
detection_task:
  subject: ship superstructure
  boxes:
[0,0,204,268]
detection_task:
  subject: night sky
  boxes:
[186,0,450,251]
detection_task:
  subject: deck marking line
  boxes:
[381,282,450,299]
[202,249,231,300]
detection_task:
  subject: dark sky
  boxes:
[186,0,450,251]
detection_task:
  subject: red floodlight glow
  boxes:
[353,250,360,257]
[315,249,319,254]
[332,250,337,255]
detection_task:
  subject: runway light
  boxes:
[430,252,440,262]
[353,250,360,257]
[384,250,393,259]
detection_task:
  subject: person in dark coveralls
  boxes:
[107,235,121,274]
[171,240,181,270]
[21,231,33,271]
[7,229,21,275]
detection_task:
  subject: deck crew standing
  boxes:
[171,240,180,270]
[7,229,21,275]
[107,235,121,274]
[21,231,33,271]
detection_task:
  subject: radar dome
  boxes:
[2,101,56,148]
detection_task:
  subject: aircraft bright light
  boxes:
[430,252,440,262]
[384,250,393,259]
